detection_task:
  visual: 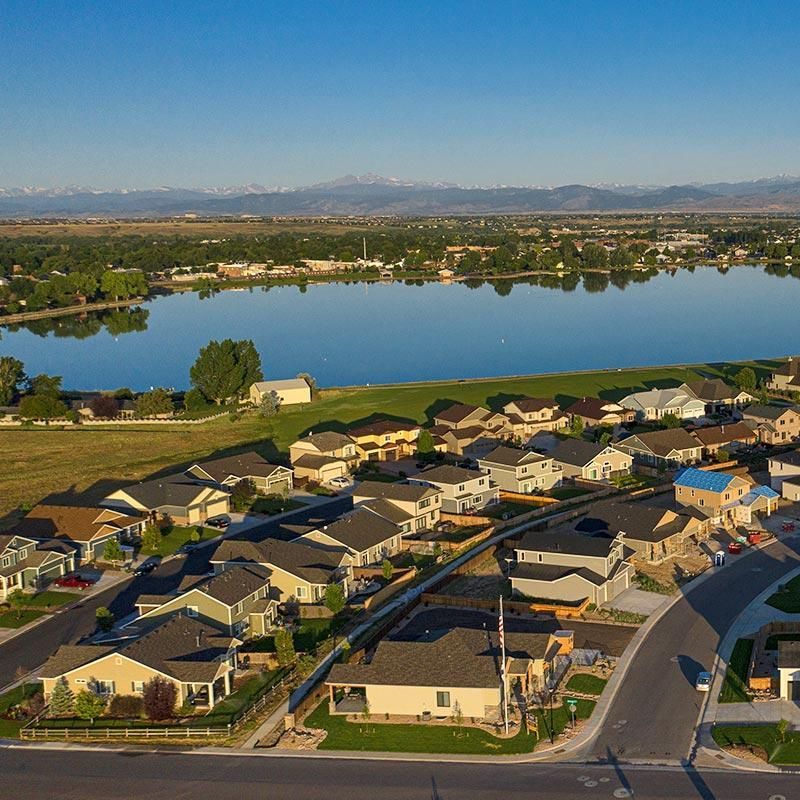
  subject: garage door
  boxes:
[791,681,800,701]
[205,499,230,519]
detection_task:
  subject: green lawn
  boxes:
[0,682,42,738]
[548,487,591,500]
[765,633,800,651]
[565,674,608,696]
[718,639,754,703]
[142,525,220,557]
[485,501,538,519]
[634,573,674,595]
[250,497,305,515]
[353,470,402,484]
[294,617,348,652]
[713,724,800,765]
[18,590,82,608]
[0,609,45,628]
[766,576,800,613]
[195,668,288,726]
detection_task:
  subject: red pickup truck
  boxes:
[54,574,95,590]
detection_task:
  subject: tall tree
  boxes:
[89,395,120,419]
[135,388,174,418]
[74,690,106,724]
[735,367,757,393]
[416,429,435,458]
[274,628,296,666]
[142,676,177,721]
[189,339,263,404]
[0,356,25,406]
[48,677,75,717]
[324,583,345,616]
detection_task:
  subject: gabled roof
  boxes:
[517,528,619,557]
[680,379,740,403]
[691,422,756,448]
[620,427,701,457]
[353,480,440,504]
[772,359,800,378]
[252,378,309,393]
[111,475,224,511]
[620,388,703,413]
[510,561,606,587]
[673,467,738,493]
[292,453,347,470]
[744,404,799,421]
[564,397,625,419]
[192,564,270,606]
[348,419,420,438]
[186,452,287,483]
[503,397,558,414]
[294,431,354,453]
[479,446,547,468]
[575,500,689,544]
[310,508,400,553]
[14,505,145,543]
[412,464,487,486]
[549,439,620,467]
[433,403,489,425]
[357,497,413,526]
[769,449,800,467]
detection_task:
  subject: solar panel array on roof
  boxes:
[673,467,735,493]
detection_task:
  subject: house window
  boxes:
[458,484,465,492]
[419,499,431,509]
[132,681,144,693]
[699,499,705,506]
[478,479,485,486]
[187,606,199,617]
[436,691,451,708]
[95,680,115,695]
[234,602,243,614]
[537,554,543,563]
[296,586,308,599]
[1,556,11,568]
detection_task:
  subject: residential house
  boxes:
[71,395,137,421]
[549,440,633,481]
[768,450,800,501]
[292,507,402,566]
[743,404,800,445]
[574,500,704,563]
[289,431,357,483]
[501,398,568,438]
[210,537,351,604]
[766,358,800,394]
[778,641,800,701]
[679,379,753,415]
[619,388,706,422]
[433,403,511,434]
[326,626,562,720]
[133,564,276,638]
[477,446,561,493]
[0,534,75,600]
[673,467,779,526]
[184,452,293,495]
[428,424,507,458]
[347,419,421,462]
[410,465,498,514]
[249,378,311,407]
[564,397,636,430]
[509,529,634,605]
[352,481,442,534]
[616,428,703,469]
[40,615,239,709]
[13,505,147,564]
[102,476,230,527]
[690,422,757,458]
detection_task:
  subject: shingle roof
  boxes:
[620,428,701,457]
[744,404,799,421]
[479,446,546,468]
[575,500,688,544]
[549,438,609,467]
[770,450,800,467]
[313,508,400,553]
[353,481,439,503]
[504,397,558,413]
[13,505,145,543]
[413,464,487,485]
[778,640,800,668]
[517,528,617,557]
[681,379,739,402]
[510,562,605,587]
[292,453,347,470]
[348,419,419,438]
[434,403,488,424]
[564,397,624,420]
[296,431,354,452]
[357,498,412,525]
[113,475,221,510]
[673,467,735,493]
[691,422,756,448]
[186,452,286,483]
[195,564,270,605]
[39,645,116,678]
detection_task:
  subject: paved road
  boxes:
[2,747,798,799]
[0,498,352,688]
[587,536,800,763]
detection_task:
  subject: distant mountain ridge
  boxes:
[2,173,800,217]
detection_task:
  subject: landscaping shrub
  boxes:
[108,694,144,718]
[142,676,177,721]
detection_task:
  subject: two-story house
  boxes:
[549,440,633,481]
[502,397,568,439]
[564,397,636,430]
[0,534,75,600]
[765,358,800,393]
[616,428,703,470]
[477,446,561,493]
[678,379,753,415]
[509,529,634,605]
[210,537,351,604]
[619,388,705,422]
[410,465,498,514]
[673,467,779,526]
[743,405,800,445]
[289,431,358,484]
[133,564,276,638]
[347,419,421,462]
[184,451,293,495]
[769,449,800,501]
[352,480,442,534]
[690,422,757,458]
[430,403,512,457]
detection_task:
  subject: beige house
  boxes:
[14,505,147,564]
[769,449,800,501]
[290,431,357,483]
[347,419,421,462]
[433,403,511,434]
[133,564,276,638]
[0,534,75,601]
[210,537,351,604]
[778,641,800,701]
[352,480,442,534]
[410,465,498,514]
[564,397,636,430]
[743,405,800,445]
[185,452,293,495]
[429,424,507,458]
[679,379,753,415]
[477,446,561,493]
[326,626,561,720]
[103,476,230,526]
[616,428,703,469]
[292,507,402,567]
[619,388,705,422]
[249,378,311,407]
[502,397,568,438]
[549,440,633,481]
[690,422,757,458]
[765,358,800,394]
[510,529,634,605]
[40,616,239,709]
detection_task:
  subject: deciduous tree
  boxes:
[142,676,177,721]
[74,689,106,724]
[0,356,25,406]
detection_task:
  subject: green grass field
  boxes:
[17,590,82,608]
[0,609,45,628]
[718,639,754,703]
[141,525,220,557]
[766,576,800,613]
[565,674,608,696]
[0,359,776,517]
[713,724,800,764]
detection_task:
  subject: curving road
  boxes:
[587,535,800,763]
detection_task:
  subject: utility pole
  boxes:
[499,595,508,735]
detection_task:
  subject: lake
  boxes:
[1,266,798,390]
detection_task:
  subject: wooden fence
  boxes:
[419,592,590,618]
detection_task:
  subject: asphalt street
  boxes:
[587,535,800,763]
[1,747,798,800]
[0,497,352,688]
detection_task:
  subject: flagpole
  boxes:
[499,595,508,735]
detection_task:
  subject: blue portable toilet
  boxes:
[714,551,725,567]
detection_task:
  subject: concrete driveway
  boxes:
[604,586,669,615]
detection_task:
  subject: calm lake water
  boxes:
[1,267,799,390]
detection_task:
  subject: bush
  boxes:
[142,676,177,721]
[108,694,144,718]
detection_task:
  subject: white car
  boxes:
[329,476,351,489]
[695,671,712,692]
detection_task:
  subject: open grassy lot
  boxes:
[141,525,220,557]
[0,359,773,518]
[766,575,800,613]
[718,639,754,703]
[713,724,800,765]
[565,674,607,696]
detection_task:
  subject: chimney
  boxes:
[196,630,204,647]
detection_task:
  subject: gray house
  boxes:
[477,446,561,493]
[409,465,498,514]
[548,439,633,481]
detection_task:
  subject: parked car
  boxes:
[133,559,159,576]
[206,516,230,529]
[329,476,351,489]
[695,671,712,692]
[54,574,95,590]
[178,541,199,554]
[727,542,743,555]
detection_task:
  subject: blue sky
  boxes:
[1,0,799,188]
